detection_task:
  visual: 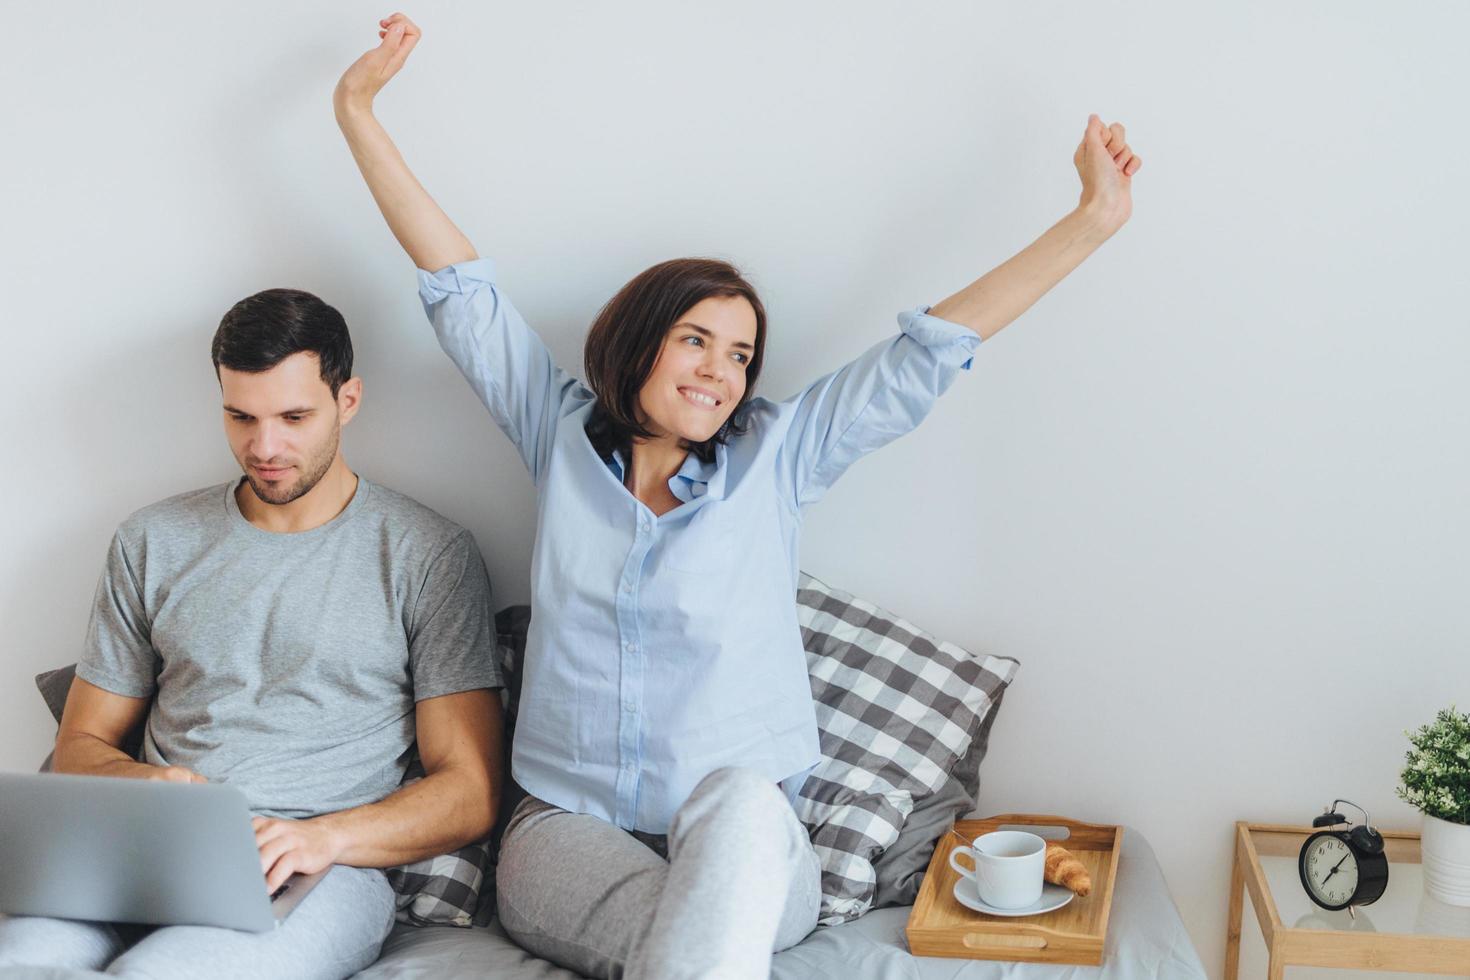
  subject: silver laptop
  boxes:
[0,772,325,932]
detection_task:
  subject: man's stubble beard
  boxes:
[245,422,340,506]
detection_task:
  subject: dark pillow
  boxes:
[36,664,77,724]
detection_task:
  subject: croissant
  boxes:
[1044,842,1092,897]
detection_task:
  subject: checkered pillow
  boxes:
[384,750,492,927]
[794,572,1018,925]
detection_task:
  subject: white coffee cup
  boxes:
[949,830,1046,909]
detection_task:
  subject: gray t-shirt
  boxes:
[76,477,502,819]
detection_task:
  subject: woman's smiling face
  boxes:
[636,295,758,445]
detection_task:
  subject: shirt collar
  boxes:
[607,444,726,503]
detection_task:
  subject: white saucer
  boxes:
[953,878,1074,917]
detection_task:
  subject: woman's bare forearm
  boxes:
[335,105,477,272]
[927,203,1119,342]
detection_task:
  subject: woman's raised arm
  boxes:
[334,13,477,272]
[927,115,1142,341]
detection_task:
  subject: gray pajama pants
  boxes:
[0,865,396,980]
[496,766,823,979]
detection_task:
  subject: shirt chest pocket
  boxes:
[658,506,738,576]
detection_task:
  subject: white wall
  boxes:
[3,2,1467,976]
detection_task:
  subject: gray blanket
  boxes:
[355,826,1205,979]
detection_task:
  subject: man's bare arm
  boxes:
[253,689,503,891]
[54,676,204,783]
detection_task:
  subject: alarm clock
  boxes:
[1298,799,1389,912]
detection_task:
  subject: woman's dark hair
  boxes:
[211,289,354,397]
[584,258,766,465]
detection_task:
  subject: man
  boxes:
[0,288,504,978]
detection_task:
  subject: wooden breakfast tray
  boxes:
[905,814,1124,966]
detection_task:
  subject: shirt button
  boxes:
[623,699,636,712]
[621,581,632,593]
[639,520,650,532]
[625,641,638,653]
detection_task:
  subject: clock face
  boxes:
[1303,834,1360,908]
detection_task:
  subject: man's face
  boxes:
[219,352,360,506]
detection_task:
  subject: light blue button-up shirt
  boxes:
[419,258,980,833]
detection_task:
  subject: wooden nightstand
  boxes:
[1226,821,1470,978]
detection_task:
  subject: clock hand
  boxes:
[1321,852,1351,883]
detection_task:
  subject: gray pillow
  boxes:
[36,664,77,723]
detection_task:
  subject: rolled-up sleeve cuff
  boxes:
[898,305,982,370]
[416,257,499,305]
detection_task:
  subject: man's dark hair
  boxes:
[583,257,767,465]
[212,289,354,397]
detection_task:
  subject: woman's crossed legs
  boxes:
[496,766,821,979]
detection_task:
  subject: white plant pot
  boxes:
[1422,812,1470,907]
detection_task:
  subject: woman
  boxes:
[336,13,1140,978]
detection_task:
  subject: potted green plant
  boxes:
[1397,705,1470,906]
